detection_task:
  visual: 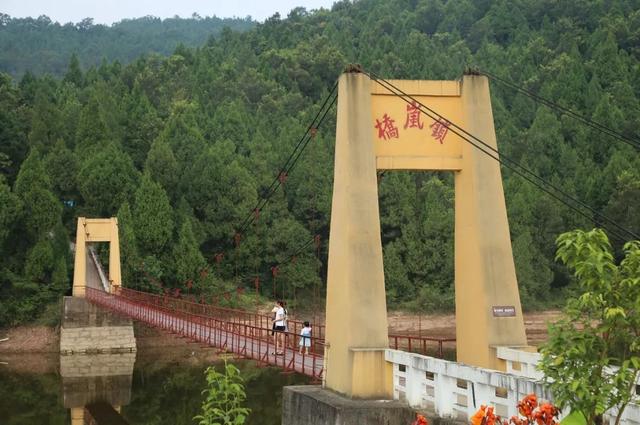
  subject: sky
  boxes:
[1,0,339,24]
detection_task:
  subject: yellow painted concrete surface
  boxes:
[454,75,527,369]
[371,80,463,170]
[72,218,122,297]
[350,349,394,399]
[324,72,527,397]
[324,73,390,398]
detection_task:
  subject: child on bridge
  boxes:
[299,321,312,355]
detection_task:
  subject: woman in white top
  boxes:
[272,300,287,355]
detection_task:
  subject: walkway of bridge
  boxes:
[85,285,454,379]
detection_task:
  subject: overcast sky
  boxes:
[1,0,338,24]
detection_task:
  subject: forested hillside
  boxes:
[0,14,255,77]
[1,0,639,326]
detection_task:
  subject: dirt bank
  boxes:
[0,326,60,353]
[386,310,562,346]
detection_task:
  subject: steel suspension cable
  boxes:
[239,93,337,236]
[480,69,640,151]
[366,71,639,243]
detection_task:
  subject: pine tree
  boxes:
[144,138,178,199]
[133,173,174,255]
[77,144,139,216]
[123,84,161,168]
[13,150,62,240]
[0,176,22,247]
[28,86,62,152]
[51,255,70,294]
[63,53,83,87]
[24,238,55,283]
[44,139,78,199]
[173,220,206,285]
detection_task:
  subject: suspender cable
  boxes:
[236,82,338,235]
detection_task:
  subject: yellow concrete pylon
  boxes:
[72,217,122,297]
[323,72,527,399]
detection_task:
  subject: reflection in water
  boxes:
[60,352,136,424]
[0,353,309,425]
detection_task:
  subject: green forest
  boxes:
[0,14,255,77]
[0,0,639,327]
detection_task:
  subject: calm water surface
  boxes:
[0,352,309,425]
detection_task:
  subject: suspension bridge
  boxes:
[66,67,640,424]
[83,256,454,380]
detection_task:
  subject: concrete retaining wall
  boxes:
[60,297,136,354]
[282,385,416,425]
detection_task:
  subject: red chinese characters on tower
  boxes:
[374,113,399,140]
[404,101,424,129]
[429,118,451,144]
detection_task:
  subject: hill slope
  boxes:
[0,0,638,326]
[0,14,255,77]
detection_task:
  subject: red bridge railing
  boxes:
[86,287,455,376]
[116,287,328,342]
[87,287,325,378]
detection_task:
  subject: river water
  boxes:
[0,351,309,425]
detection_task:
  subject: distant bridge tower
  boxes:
[72,217,122,296]
[323,71,527,399]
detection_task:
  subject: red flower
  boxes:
[471,406,487,425]
[510,416,525,425]
[412,414,428,425]
[533,403,559,425]
[517,394,538,417]
[485,406,498,425]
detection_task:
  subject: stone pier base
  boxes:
[282,386,415,425]
[60,297,136,354]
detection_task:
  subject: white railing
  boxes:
[496,347,640,425]
[497,346,543,380]
[88,247,110,293]
[387,349,640,425]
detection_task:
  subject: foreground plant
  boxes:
[411,414,428,425]
[470,394,559,425]
[539,229,640,425]
[194,360,250,425]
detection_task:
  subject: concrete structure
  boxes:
[65,231,134,425]
[73,217,121,297]
[496,347,640,425]
[387,349,640,425]
[282,386,416,425]
[324,71,527,399]
[324,71,392,399]
[60,297,136,355]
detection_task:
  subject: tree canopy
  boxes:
[0,0,639,326]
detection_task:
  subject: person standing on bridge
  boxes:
[270,302,279,336]
[299,321,312,355]
[272,300,287,355]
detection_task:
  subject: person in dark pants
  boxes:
[272,300,287,355]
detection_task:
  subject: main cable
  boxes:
[481,69,640,151]
[366,71,639,243]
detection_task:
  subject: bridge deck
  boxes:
[87,287,324,378]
